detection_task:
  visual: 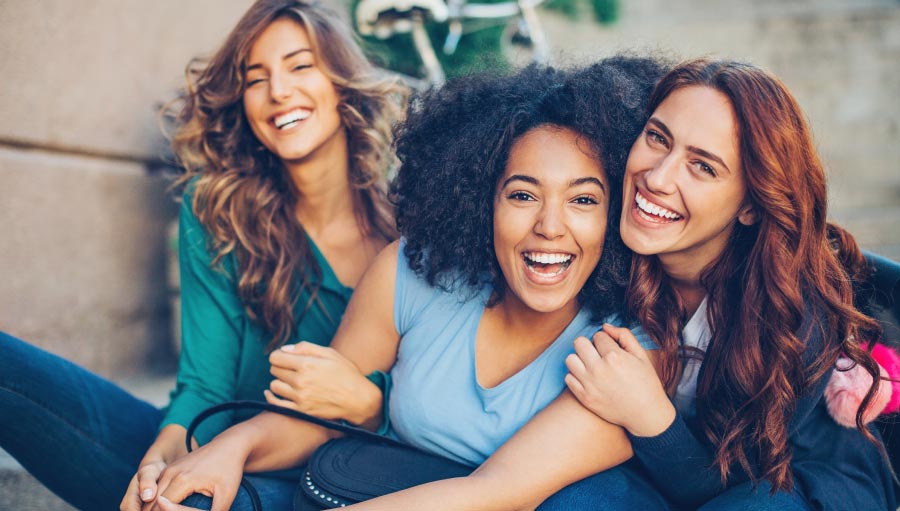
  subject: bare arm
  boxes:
[339,324,668,511]
[150,242,403,509]
[341,390,633,511]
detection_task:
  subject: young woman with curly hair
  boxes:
[0,1,404,510]
[546,59,897,510]
[148,57,669,511]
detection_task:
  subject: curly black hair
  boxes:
[392,56,668,321]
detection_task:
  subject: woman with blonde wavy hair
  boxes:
[0,1,405,510]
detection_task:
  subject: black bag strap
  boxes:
[185,400,405,454]
[184,401,405,511]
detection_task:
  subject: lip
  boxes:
[268,107,313,131]
[520,250,576,286]
[630,188,684,226]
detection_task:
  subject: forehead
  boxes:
[653,86,739,168]
[503,126,607,184]
[247,17,312,62]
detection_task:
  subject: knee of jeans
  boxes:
[180,494,214,510]
[0,333,41,386]
[179,488,260,511]
[538,470,630,510]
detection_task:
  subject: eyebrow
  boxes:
[570,176,605,191]
[500,174,605,191]
[647,117,732,174]
[246,48,312,71]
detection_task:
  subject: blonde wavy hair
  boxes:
[169,0,405,350]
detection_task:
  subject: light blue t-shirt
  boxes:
[388,242,655,466]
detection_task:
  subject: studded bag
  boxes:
[187,401,474,511]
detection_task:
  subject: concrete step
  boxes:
[0,372,175,511]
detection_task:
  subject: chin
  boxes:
[523,295,575,314]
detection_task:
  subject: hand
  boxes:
[148,435,248,511]
[120,459,167,511]
[267,342,382,425]
[155,496,201,511]
[565,323,675,437]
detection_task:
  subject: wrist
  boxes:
[627,400,677,438]
[215,422,261,466]
[349,378,384,428]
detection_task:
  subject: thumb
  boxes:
[602,323,648,359]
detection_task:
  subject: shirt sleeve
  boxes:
[393,238,443,336]
[160,195,246,443]
[629,309,829,509]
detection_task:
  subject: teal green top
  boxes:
[161,191,354,443]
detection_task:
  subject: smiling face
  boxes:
[242,17,345,167]
[620,85,756,279]
[493,126,609,318]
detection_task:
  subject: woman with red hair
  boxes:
[552,59,897,510]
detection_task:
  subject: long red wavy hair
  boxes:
[627,59,883,491]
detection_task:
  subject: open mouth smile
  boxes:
[523,251,574,278]
[273,108,312,130]
[635,190,683,223]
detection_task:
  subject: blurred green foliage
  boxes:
[346,0,617,80]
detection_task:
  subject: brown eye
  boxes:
[572,196,598,205]
[508,191,535,202]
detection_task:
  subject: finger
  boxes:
[590,330,620,357]
[564,372,586,398]
[157,478,205,511]
[268,379,297,400]
[565,351,588,379]
[137,463,163,502]
[120,476,143,511]
[602,323,648,359]
[210,487,239,511]
[268,366,298,384]
[264,389,299,409]
[269,348,304,369]
[156,496,198,511]
[282,340,330,357]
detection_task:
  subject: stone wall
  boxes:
[0,0,255,377]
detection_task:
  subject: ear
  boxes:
[737,203,757,226]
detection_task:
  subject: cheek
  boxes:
[572,211,608,254]
[492,207,517,251]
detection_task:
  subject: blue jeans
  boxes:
[537,462,812,511]
[698,481,812,511]
[537,463,672,511]
[0,331,163,510]
[180,475,298,511]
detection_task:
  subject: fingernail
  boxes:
[141,489,154,501]
[281,344,295,351]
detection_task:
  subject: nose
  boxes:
[268,71,292,102]
[533,201,566,240]
[644,152,679,196]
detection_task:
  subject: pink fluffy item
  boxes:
[825,342,900,428]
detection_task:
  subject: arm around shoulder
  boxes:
[343,391,633,511]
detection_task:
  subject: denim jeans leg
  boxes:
[537,462,672,511]
[0,331,164,511]
[180,475,298,511]
[698,480,812,511]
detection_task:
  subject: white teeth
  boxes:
[274,109,311,129]
[524,252,573,265]
[635,191,682,220]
